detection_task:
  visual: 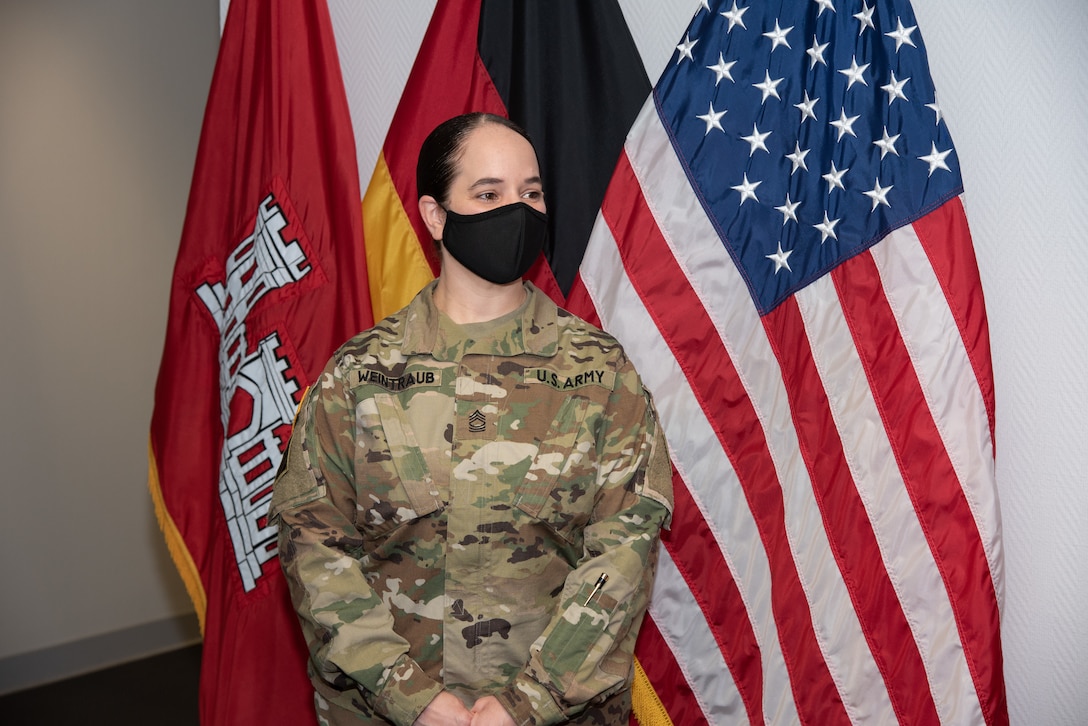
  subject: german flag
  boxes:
[360,0,649,318]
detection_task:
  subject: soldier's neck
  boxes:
[433,262,528,325]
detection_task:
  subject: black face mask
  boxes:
[440,202,548,284]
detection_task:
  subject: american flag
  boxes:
[571,0,1007,723]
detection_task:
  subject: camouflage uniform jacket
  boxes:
[271,281,673,726]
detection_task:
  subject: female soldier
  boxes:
[272,113,672,726]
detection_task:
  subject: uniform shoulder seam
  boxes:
[332,308,410,365]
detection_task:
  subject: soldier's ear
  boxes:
[418,196,446,241]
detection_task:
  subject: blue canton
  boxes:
[656,0,962,314]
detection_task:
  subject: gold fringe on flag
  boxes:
[632,655,674,726]
[148,438,207,634]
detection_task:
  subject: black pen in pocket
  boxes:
[583,573,609,605]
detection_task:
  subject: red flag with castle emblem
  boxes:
[148,0,372,722]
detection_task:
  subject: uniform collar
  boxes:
[400,280,559,360]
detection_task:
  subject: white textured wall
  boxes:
[0,1,1081,722]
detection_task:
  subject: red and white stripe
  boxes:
[578,98,1004,725]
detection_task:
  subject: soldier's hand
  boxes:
[469,696,516,726]
[414,691,472,726]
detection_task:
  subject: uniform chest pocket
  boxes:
[354,392,445,540]
[514,394,602,544]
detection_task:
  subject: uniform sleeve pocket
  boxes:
[536,581,625,695]
[269,422,325,521]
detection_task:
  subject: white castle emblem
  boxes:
[196,193,309,591]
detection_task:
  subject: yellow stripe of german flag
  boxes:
[362,151,435,321]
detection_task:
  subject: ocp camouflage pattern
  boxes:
[272,282,673,726]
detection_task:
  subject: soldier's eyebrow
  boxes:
[468,175,542,189]
[468,177,503,188]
